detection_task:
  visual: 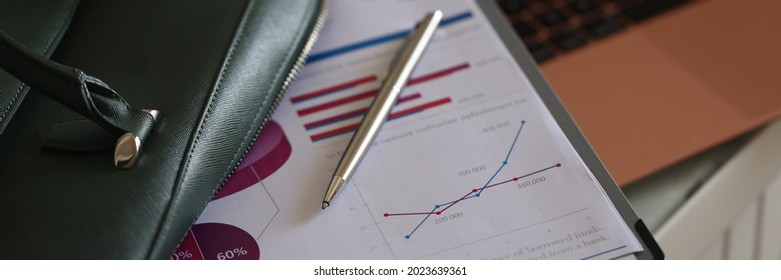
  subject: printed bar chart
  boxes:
[292,63,470,142]
[295,63,469,117]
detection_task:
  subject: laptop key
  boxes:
[550,30,586,51]
[500,0,528,14]
[617,0,690,22]
[513,21,536,38]
[502,0,690,66]
[536,9,568,27]
[526,43,554,62]
[583,14,625,38]
[569,0,600,14]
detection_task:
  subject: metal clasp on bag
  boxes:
[114,109,159,169]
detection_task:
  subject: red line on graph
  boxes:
[395,93,424,105]
[436,189,477,214]
[483,163,560,191]
[309,97,452,141]
[297,89,378,116]
[296,63,469,117]
[303,93,422,130]
[291,75,377,104]
[384,212,432,217]
[383,163,561,218]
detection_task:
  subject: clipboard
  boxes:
[476,0,664,260]
[179,0,664,260]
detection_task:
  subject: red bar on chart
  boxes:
[295,63,469,117]
[309,97,452,142]
[388,97,452,119]
[290,75,377,104]
[303,93,422,130]
[407,63,469,87]
[310,123,361,142]
[297,89,378,116]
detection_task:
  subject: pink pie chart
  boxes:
[213,120,292,200]
[172,223,259,260]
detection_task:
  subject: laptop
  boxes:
[498,0,781,186]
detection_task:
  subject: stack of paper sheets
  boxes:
[176,0,643,260]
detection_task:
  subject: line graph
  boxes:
[295,63,469,117]
[382,120,562,238]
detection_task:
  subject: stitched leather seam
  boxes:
[217,4,315,200]
[154,0,257,258]
[0,0,79,125]
[158,0,319,258]
[0,83,25,121]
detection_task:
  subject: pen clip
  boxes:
[382,16,431,81]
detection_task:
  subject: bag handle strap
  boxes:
[0,30,157,169]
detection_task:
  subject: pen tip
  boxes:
[322,202,329,209]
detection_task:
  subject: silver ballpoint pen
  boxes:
[322,10,443,209]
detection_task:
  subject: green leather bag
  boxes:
[0,0,326,259]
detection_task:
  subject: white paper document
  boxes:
[173,0,643,260]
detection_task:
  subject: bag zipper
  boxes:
[215,1,329,197]
[157,0,328,259]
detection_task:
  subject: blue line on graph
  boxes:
[405,206,439,239]
[403,120,527,238]
[440,195,478,207]
[477,120,525,196]
[307,11,473,63]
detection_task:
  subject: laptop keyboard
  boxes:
[499,0,690,63]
